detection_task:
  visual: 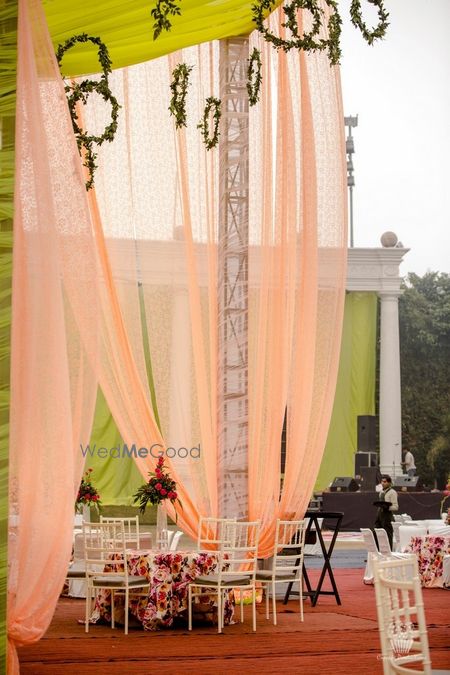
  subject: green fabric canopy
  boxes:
[43,0,283,76]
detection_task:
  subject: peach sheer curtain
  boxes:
[9,0,345,667]
[83,4,346,557]
[8,0,99,670]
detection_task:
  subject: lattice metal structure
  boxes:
[217,38,249,519]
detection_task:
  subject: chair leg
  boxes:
[299,577,304,622]
[252,585,256,632]
[272,580,277,626]
[111,591,115,629]
[85,583,90,633]
[188,585,192,631]
[240,588,244,623]
[217,587,222,634]
[265,583,269,619]
[125,588,129,635]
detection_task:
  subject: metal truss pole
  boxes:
[217,37,249,519]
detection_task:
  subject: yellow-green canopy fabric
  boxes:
[43,0,283,77]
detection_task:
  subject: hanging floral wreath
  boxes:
[151,0,182,40]
[349,0,389,46]
[197,97,222,150]
[169,63,193,128]
[56,34,120,190]
[247,48,262,106]
[252,0,342,66]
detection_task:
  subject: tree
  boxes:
[399,272,450,488]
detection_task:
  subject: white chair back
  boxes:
[360,528,381,584]
[304,517,323,556]
[392,522,401,552]
[73,532,85,560]
[217,521,260,581]
[443,555,450,588]
[398,525,427,552]
[273,519,307,577]
[375,528,392,555]
[373,556,432,673]
[100,515,140,547]
[427,524,450,536]
[197,516,236,551]
[360,528,379,554]
[169,530,183,551]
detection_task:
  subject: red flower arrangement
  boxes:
[133,456,182,515]
[76,468,101,513]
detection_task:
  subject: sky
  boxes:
[338,0,450,276]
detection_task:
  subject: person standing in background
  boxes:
[402,448,416,477]
[374,474,399,550]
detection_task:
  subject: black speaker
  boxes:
[359,466,380,491]
[393,475,423,492]
[355,451,378,476]
[357,415,377,452]
[329,477,359,492]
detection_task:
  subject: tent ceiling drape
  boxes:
[42,0,284,76]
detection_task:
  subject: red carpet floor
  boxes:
[18,569,450,674]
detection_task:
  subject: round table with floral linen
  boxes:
[404,535,450,587]
[92,549,234,630]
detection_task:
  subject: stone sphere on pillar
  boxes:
[380,231,398,248]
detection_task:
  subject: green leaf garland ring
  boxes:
[252,0,342,66]
[247,48,262,107]
[56,34,120,191]
[197,96,221,150]
[169,63,193,129]
[151,0,182,41]
[350,0,389,46]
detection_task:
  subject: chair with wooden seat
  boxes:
[373,556,435,674]
[188,520,260,633]
[256,518,307,625]
[83,521,149,634]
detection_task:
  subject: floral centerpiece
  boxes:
[133,456,181,515]
[75,468,101,513]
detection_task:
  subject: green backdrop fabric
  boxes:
[83,389,145,506]
[0,1,17,670]
[315,292,377,491]
[42,0,283,77]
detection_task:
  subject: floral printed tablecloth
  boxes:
[92,549,234,630]
[405,535,450,587]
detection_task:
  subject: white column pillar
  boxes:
[379,291,402,477]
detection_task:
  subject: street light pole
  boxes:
[344,115,358,247]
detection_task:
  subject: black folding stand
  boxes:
[283,510,343,607]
